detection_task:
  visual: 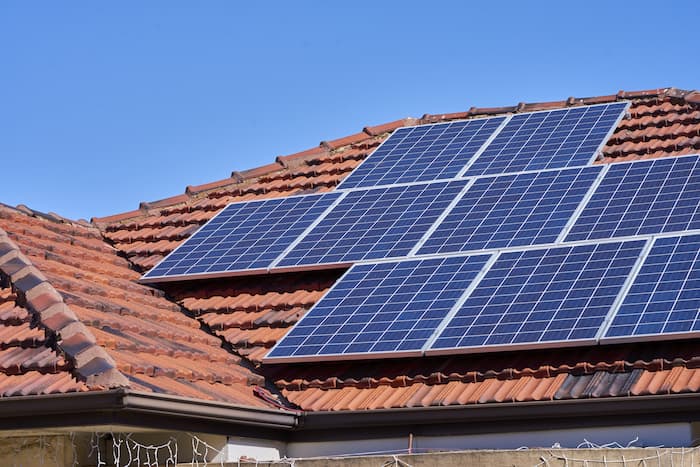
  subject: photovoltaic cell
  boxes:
[462,102,627,177]
[276,180,468,268]
[142,192,341,281]
[604,234,700,340]
[338,117,505,189]
[417,166,601,255]
[265,254,492,361]
[566,155,700,242]
[429,240,646,353]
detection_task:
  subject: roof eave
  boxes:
[1,390,698,440]
[0,389,299,436]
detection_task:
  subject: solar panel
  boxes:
[427,240,646,355]
[141,192,342,282]
[338,117,506,189]
[461,102,628,177]
[265,254,493,362]
[566,155,700,242]
[416,166,601,255]
[603,234,700,342]
[276,180,468,269]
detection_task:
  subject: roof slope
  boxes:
[7,87,700,413]
[0,263,86,396]
[0,206,275,408]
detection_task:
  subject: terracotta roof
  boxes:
[0,206,277,408]
[0,280,86,396]
[5,87,700,415]
[266,341,700,411]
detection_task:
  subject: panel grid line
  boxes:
[456,115,512,177]
[594,237,655,341]
[555,164,611,243]
[267,191,349,270]
[407,179,477,256]
[422,252,501,352]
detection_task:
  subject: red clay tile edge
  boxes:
[0,228,128,389]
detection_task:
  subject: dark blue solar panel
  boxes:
[417,166,601,255]
[142,192,341,280]
[265,254,492,361]
[462,102,627,177]
[276,180,468,268]
[430,240,646,352]
[566,155,700,242]
[338,117,505,189]
[604,235,700,340]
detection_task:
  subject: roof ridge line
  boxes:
[91,87,699,226]
[0,203,95,230]
[0,228,129,389]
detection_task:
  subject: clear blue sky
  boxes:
[2,1,698,221]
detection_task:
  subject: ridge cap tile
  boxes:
[276,146,329,167]
[363,118,416,136]
[0,229,129,389]
[234,162,285,180]
[140,193,191,211]
[186,176,240,195]
[321,131,373,151]
[91,208,145,226]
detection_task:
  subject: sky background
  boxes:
[1,1,698,220]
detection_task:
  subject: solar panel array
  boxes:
[603,234,700,341]
[266,255,492,361]
[142,192,342,281]
[338,117,506,189]
[276,180,467,267]
[416,166,601,255]
[136,101,700,361]
[462,102,627,177]
[566,155,700,242]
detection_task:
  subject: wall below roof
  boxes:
[0,424,697,465]
[0,431,230,465]
[0,435,73,466]
[184,446,700,466]
[286,422,694,459]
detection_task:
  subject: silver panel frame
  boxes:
[585,101,631,165]
[554,164,610,244]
